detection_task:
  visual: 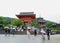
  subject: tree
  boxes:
[0,16,7,25]
[31,21,39,27]
[12,19,22,26]
[46,22,55,28]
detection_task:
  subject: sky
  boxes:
[0,0,60,23]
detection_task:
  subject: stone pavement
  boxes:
[46,34,60,43]
[0,34,60,43]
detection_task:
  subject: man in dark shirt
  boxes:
[46,28,51,40]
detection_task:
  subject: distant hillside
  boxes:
[4,17,16,24]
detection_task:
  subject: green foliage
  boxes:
[46,21,60,31]
[12,19,22,26]
[46,22,55,28]
[51,26,60,31]
[31,21,39,27]
[4,17,16,24]
[0,16,7,25]
[6,24,13,27]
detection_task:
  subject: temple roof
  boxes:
[20,12,35,15]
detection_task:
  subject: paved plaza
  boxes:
[0,34,60,43]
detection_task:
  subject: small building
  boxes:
[38,17,46,28]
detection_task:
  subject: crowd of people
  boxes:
[26,26,51,40]
[0,25,51,40]
[4,26,21,34]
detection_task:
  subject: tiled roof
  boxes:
[20,12,34,15]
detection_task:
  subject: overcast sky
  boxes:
[0,0,60,23]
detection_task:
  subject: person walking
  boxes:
[40,28,46,40]
[4,27,8,34]
[46,28,51,40]
[7,27,11,34]
[12,27,16,35]
[34,27,38,36]
[27,26,31,38]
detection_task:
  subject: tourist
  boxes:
[7,27,11,34]
[12,27,16,35]
[27,26,31,38]
[34,27,38,36]
[40,28,46,40]
[4,26,8,34]
[46,28,51,40]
